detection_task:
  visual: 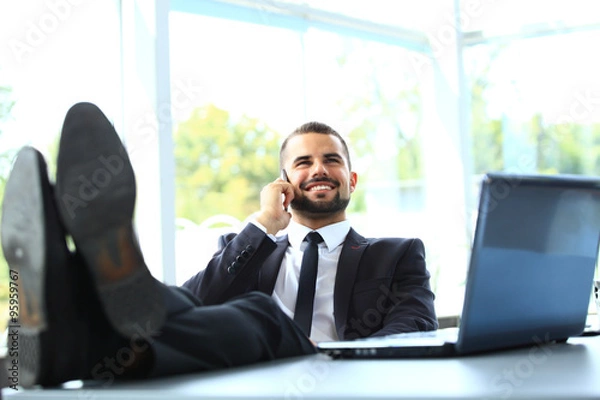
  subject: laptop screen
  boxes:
[457,173,600,353]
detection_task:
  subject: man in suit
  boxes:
[183,122,438,341]
[1,103,315,388]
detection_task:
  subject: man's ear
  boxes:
[349,171,358,193]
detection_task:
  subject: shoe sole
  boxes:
[54,102,165,338]
[1,148,52,387]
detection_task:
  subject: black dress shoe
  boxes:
[1,147,101,387]
[54,102,166,338]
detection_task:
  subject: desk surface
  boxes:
[3,336,600,400]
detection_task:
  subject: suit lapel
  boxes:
[334,228,368,339]
[258,235,289,294]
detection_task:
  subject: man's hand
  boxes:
[255,178,294,235]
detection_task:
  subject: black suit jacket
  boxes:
[182,223,438,340]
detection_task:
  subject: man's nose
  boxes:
[310,160,328,177]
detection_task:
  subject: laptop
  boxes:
[318,172,600,358]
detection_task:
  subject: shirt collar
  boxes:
[287,219,350,253]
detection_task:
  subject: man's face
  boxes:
[282,133,357,218]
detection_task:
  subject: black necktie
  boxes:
[294,231,323,336]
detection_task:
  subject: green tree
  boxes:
[334,45,425,214]
[470,77,504,174]
[468,44,600,177]
[468,45,505,174]
[537,120,600,175]
[174,104,281,224]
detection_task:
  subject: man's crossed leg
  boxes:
[1,102,315,388]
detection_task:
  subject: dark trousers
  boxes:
[147,286,316,377]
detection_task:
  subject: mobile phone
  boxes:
[281,169,290,211]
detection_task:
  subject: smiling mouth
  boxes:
[301,178,339,193]
[309,185,333,192]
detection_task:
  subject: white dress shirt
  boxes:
[270,220,351,342]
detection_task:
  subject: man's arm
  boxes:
[342,237,438,339]
[371,238,438,336]
[182,176,295,304]
[181,223,277,304]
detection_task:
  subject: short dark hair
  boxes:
[279,121,352,170]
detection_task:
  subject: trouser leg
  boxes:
[148,286,316,378]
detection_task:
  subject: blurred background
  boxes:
[1,0,600,334]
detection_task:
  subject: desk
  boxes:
[3,336,600,400]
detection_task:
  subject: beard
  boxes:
[291,190,350,215]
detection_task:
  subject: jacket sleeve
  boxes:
[181,223,277,305]
[343,237,439,339]
[371,238,439,336]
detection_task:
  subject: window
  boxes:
[168,1,469,317]
[1,1,599,328]
[0,0,122,336]
[465,30,600,177]
[168,0,600,317]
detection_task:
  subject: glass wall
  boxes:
[168,0,600,317]
[167,0,468,317]
[1,0,599,327]
[465,30,600,177]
